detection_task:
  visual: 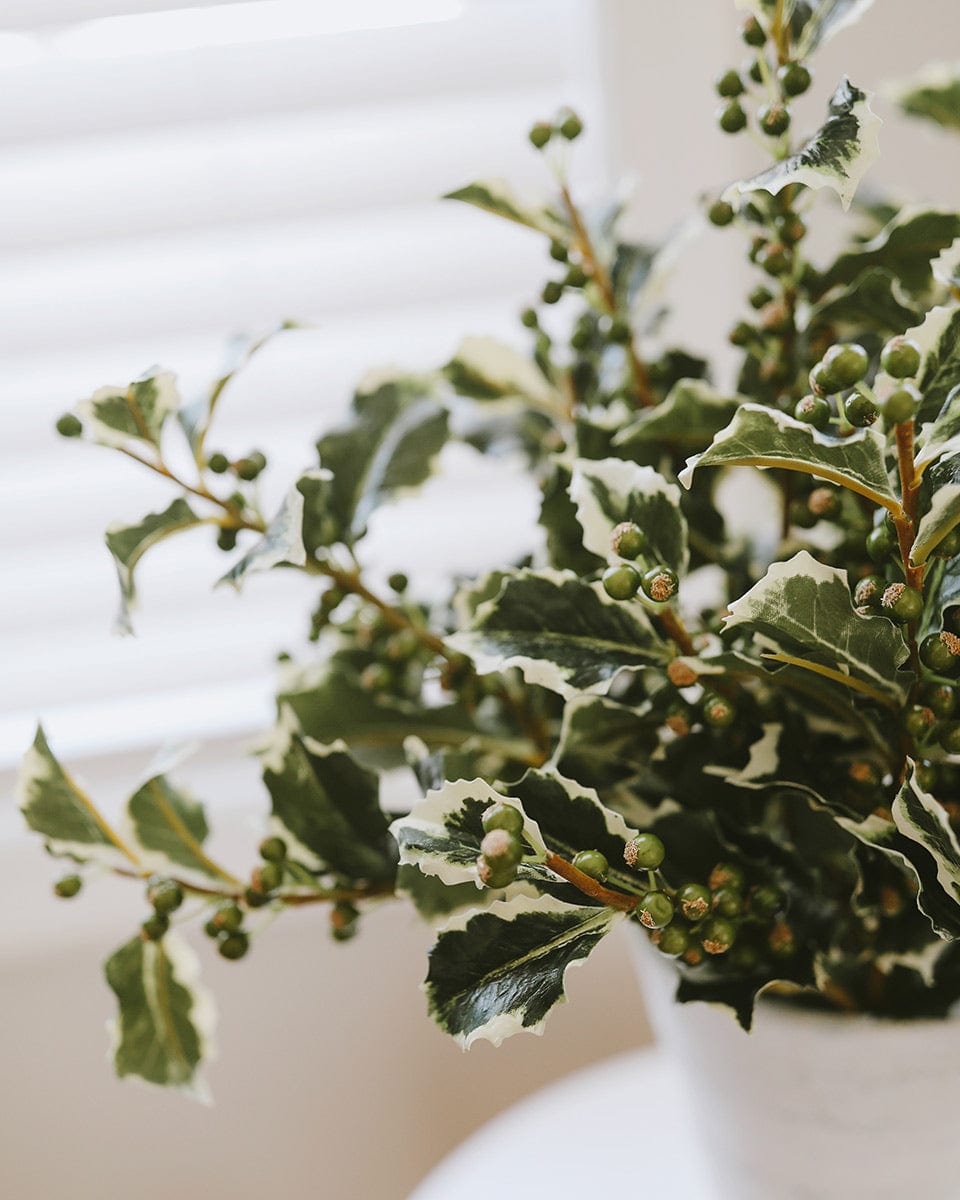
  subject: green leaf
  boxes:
[448,568,666,699]
[722,550,911,704]
[260,711,397,883]
[443,336,561,414]
[316,376,448,545]
[568,458,688,573]
[806,267,920,336]
[104,932,215,1097]
[613,379,740,454]
[77,372,180,449]
[218,478,311,588]
[915,384,960,473]
[395,864,491,923]
[895,63,960,133]
[820,209,960,296]
[443,179,570,243]
[724,79,880,212]
[425,894,621,1046]
[106,498,204,634]
[912,452,960,564]
[679,403,899,511]
[789,0,875,53]
[877,304,960,426]
[539,459,605,576]
[18,725,138,867]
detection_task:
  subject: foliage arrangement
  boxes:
[21,0,960,1095]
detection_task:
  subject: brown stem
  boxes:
[114,445,266,532]
[114,866,394,907]
[771,0,791,64]
[544,852,638,912]
[656,606,697,657]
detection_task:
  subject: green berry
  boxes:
[573,850,609,881]
[602,563,641,601]
[777,214,807,245]
[702,693,736,729]
[768,922,796,958]
[558,109,584,140]
[716,69,745,98]
[880,582,923,623]
[920,632,960,675]
[549,239,568,262]
[809,360,841,396]
[529,121,552,150]
[607,316,631,344]
[880,336,922,379]
[54,874,83,899]
[480,829,523,868]
[216,527,238,552]
[934,528,960,560]
[541,280,563,305]
[749,285,774,309]
[883,385,920,426]
[750,884,783,917]
[778,61,812,96]
[55,412,83,438]
[207,452,229,474]
[746,57,765,85]
[709,862,746,892]
[655,924,691,957]
[360,662,392,692]
[742,16,766,46]
[677,882,712,921]
[477,856,518,890]
[141,913,169,941]
[790,498,818,529]
[611,522,647,560]
[482,803,524,837]
[794,393,831,430]
[218,931,250,960]
[640,565,679,603]
[708,199,736,227]
[865,524,896,563]
[701,917,736,954]
[729,321,755,347]
[757,242,791,277]
[256,861,283,893]
[235,456,260,481]
[211,903,244,933]
[637,891,674,929]
[624,833,665,871]
[718,100,747,134]
[940,722,960,753]
[712,887,744,918]
[388,571,409,593]
[331,902,360,942]
[915,760,940,792]
[920,682,957,719]
[520,307,539,329]
[204,918,221,939]
[825,342,870,389]
[570,326,592,352]
[759,103,790,136]
[259,836,288,863]
[147,878,183,915]
[903,705,936,739]
[853,575,885,609]
[244,886,270,909]
[842,392,878,428]
[565,265,588,289]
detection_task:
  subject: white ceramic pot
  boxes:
[634,937,960,1200]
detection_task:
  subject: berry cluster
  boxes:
[601,521,679,605]
[795,337,922,433]
[714,18,811,143]
[476,802,527,889]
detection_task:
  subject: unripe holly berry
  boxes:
[641,565,679,603]
[709,862,746,892]
[54,874,83,899]
[728,321,755,348]
[920,631,960,675]
[749,285,775,309]
[602,563,641,601]
[541,280,563,305]
[708,199,735,227]
[741,16,766,46]
[56,412,83,438]
[776,214,807,245]
[235,451,267,481]
[915,760,939,792]
[558,108,584,140]
[865,524,896,563]
[746,57,765,84]
[244,886,270,908]
[549,239,568,262]
[573,849,609,881]
[853,574,885,609]
[217,527,238,552]
[749,884,783,917]
[482,802,524,837]
[880,582,923,623]
[903,705,936,739]
[758,103,790,136]
[809,360,841,396]
[768,922,796,958]
[778,61,812,96]
[843,392,878,428]
[259,835,287,863]
[218,931,250,959]
[920,682,957,719]
[759,299,792,335]
[677,882,712,921]
[808,487,839,519]
[882,385,919,426]
[637,891,674,929]
[790,498,817,529]
[715,68,745,98]
[934,528,960,561]
[204,918,220,939]
[656,924,691,957]
[141,913,169,941]
[712,886,744,918]
[624,832,665,870]
[611,521,647,560]
[211,903,244,933]
[528,121,552,149]
[360,662,392,693]
[701,917,736,954]
[939,722,960,754]
[255,861,283,893]
[477,855,518,889]
[667,659,699,688]
[718,100,747,134]
[520,307,539,329]
[480,829,523,869]
[207,451,229,474]
[147,878,184,915]
[607,315,631,343]
[330,902,360,942]
[794,393,831,430]
[824,342,870,388]
[880,336,922,379]
[702,692,736,729]
[758,242,791,277]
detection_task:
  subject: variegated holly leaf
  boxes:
[806,267,919,336]
[894,63,960,133]
[679,404,898,511]
[77,372,180,449]
[539,459,605,575]
[912,453,960,564]
[316,375,448,545]
[18,726,138,868]
[915,385,960,473]
[260,712,396,883]
[933,239,960,291]
[106,498,204,633]
[125,763,232,885]
[820,209,960,297]
[876,305,960,426]
[789,0,875,53]
[722,551,911,704]
[613,379,740,455]
[425,894,621,1046]
[448,569,667,699]
[104,932,215,1097]
[568,458,688,572]
[443,178,570,243]
[724,79,880,212]
[443,336,561,414]
[218,480,308,588]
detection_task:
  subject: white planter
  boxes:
[634,937,960,1200]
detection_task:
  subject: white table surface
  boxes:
[408,1048,717,1199]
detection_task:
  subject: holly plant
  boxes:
[21,0,960,1095]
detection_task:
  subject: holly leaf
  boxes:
[679,403,898,511]
[820,209,960,296]
[915,384,960,473]
[722,551,911,704]
[789,0,875,53]
[613,379,740,454]
[568,458,688,572]
[218,477,313,588]
[912,452,960,564]
[443,179,570,243]
[895,64,960,133]
[448,569,666,699]
[125,763,232,886]
[933,238,960,291]
[425,894,621,1046]
[260,711,397,883]
[876,305,960,426]
[106,498,204,634]
[104,932,215,1098]
[806,267,919,336]
[443,337,561,414]
[77,372,180,449]
[539,459,605,575]
[724,79,880,212]
[18,725,137,868]
[316,375,448,546]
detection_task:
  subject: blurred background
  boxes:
[3,1,960,1196]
